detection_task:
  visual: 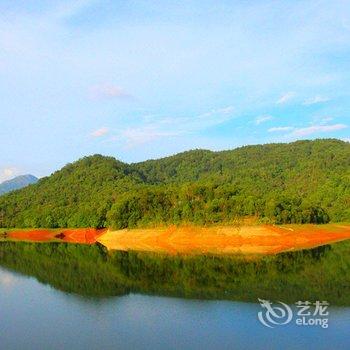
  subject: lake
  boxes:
[0,241,349,349]
[0,265,349,349]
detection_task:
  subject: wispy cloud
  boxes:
[155,106,236,133]
[1,1,350,169]
[0,167,19,182]
[276,92,296,105]
[192,106,235,123]
[268,126,294,133]
[255,115,273,125]
[303,96,330,105]
[291,123,347,137]
[318,116,334,125]
[0,270,18,290]
[91,127,109,137]
[110,106,236,148]
[52,0,99,21]
[119,127,180,147]
[89,84,133,100]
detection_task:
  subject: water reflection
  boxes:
[0,241,347,306]
[0,266,349,350]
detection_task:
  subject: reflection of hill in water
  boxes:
[0,241,349,304]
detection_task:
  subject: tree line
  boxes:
[0,139,349,228]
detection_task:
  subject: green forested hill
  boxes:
[0,139,349,228]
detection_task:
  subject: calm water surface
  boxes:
[0,267,349,350]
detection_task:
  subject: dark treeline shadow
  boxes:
[0,241,349,304]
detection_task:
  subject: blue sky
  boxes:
[0,0,349,180]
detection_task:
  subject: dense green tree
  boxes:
[0,139,349,228]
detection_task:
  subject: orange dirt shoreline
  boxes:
[3,228,106,244]
[97,224,350,255]
[2,224,350,255]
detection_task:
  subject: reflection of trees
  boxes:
[0,241,348,305]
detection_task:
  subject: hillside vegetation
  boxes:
[0,139,349,228]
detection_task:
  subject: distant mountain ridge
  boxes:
[0,175,38,195]
[0,139,349,228]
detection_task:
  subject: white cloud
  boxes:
[276,92,296,105]
[342,138,350,142]
[89,84,133,100]
[212,106,235,115]
[176,106,235,129]
[152,106,235,133]
[303,96,330,105]
[196,106,234,120]
[51,0,99,21]
[291,123,347,136]
[119,127,181,147]
[268,126,294,133]
[0,167,19,182]
[309,115,334,126]
[255,115,273,125]
[91,127,109,137]
[0,270,18,290]
[1,1,350,165]
[110,106,236,148]
[319,116,334,125]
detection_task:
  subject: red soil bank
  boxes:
[7,228,106,244]
[8,229,56,242]
[6,225,350,253]
[61,228,107,244]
